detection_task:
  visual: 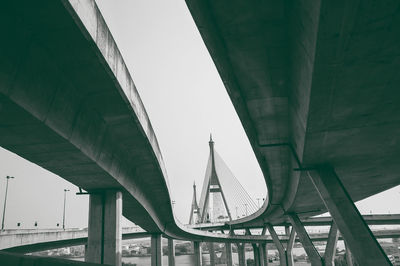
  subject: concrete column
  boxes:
[151,234,162,266]
[236,243,246,266]
[252,243,260,266]
[286,227,296,266]
[261,243,268,266]
[168,238,175,266]
[266,224,287,266]
[344,241,354,266]
[308,165,391,265]
[288,214,323,266]
[258,244,265,266]
[208,242,216,266]
[193,241,202,266]
[225,243,233,266]
[324,222,339,266]
[86,191,122,266]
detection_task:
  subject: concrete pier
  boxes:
[151,234,162,266]
[266,224,287,266]
[225,243,233,266]
[324,222,339,266]
[86,191,122,266]
[193,242,202,266]
[308,165,391,265]
[288,214,322,266]
[236,243,246,266]
[168,238,175,266]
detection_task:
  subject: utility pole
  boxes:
[2,176,15,231]
[63,189,70,230]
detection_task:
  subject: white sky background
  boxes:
[0,0,399,229]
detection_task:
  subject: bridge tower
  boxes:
[195,135,257,224]
[188,182,200,224]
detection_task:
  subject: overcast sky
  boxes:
[0,0,399,230]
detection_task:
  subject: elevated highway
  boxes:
[186,0,400,265]
[0,0,268,248]
[1,0,399,265]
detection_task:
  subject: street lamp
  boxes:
[62,189,70,230]
[244,203,248,216]
[1,176,15,231]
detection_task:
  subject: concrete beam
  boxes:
[266,224,287,266]
[168,238,175,266]
[288,214,322,266]
[86,191,122,266]
[193,242,202,266]
[308,165,391,265]
[151,234,162,266]
[324,222,339,266]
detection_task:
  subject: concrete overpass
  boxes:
[0,228,150,253]
[186,0,400,265]
[1,0,400,265]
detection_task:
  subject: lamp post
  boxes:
[62,189,70,230]
[244,203,248,216]
[1,176,15,231]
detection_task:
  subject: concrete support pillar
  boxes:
[208,242,215,266]
[266,224,287,266]
[252,243,260,266]
[308,165,391,265]
[288,214,323,266]
[225,243,233,266]
[86,191,122,266]
[344,241,354,266]
[286,227,296,266]
[193,242,202,266]
[151,234,162,266]
[324,222,339,266]
[258,244,265,266]
[168,238,175,266]
[261,243,268,266]
[236,243,246,266]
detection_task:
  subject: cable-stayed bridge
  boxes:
[189,136,258,225]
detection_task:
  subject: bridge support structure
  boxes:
[151,234,162,266]
[207,242,216,266]
[324,222,339,266]
[168,238,175,266]
[288,214,323,266]
[260,243,268,266]
[193,241,202,266]
[236,243,246,266]
[307,165,391,265]
[251,243,260,266]
[225,242,233,266]
[266,224,296,266]
[86,190,122,266]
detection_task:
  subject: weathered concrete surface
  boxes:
[186,0,400,227]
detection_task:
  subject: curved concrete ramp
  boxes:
[0,0,266,244]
